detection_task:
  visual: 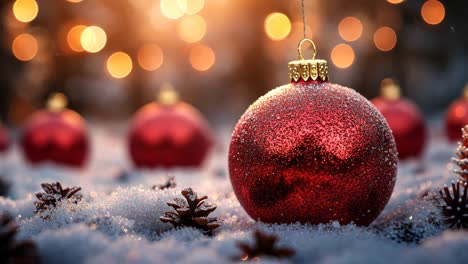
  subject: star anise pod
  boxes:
[152,176,176,190]
[237,230,295,261]
[0,214,40,264]
[160,188,220,236]
[452,125,468,181]
[34,182,82,213]
[434,180,468,229]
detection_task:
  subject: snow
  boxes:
[1,124,467,264]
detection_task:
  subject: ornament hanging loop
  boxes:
[297,38,317,61]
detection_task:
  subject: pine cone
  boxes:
[152,176,176,190]
[0,214,40,264]
[160,188,220,236]
[452,125,468,181]
[237,230,295,261]
[435,180,468,229]
[34,182,82,213]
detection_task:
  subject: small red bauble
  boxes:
[446,85,468,142]
[229,39,398,226]
[371,81,427,159]
[0,124,9,153]
[21,94,89,167]
[129,85,213,168]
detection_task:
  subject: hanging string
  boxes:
[301,0,307,39]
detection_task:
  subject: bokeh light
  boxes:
[338,16,363,42]
[12,33,38,61]
[67,25,86,52]
[160,0,185,20]
[81,26,107,53]
[374,27,397,52]
[185,0,204,15]
[178,15,207,43]
[421,0,445,25]
[189,45,215,72]
[67,0,84,3]
[137,44,164,71]
[13,0,39,23]
[106,52,133,79]
[264,12,292,41]
[331,44,355,69]
[387,0,404,4]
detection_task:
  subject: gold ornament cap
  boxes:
[380,78,401,100]
[288,39,329,82]
[47,93,68,112]
[157,83,179,106]
[463,83,468,100]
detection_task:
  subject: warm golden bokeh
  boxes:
[67,0,84,3]
[338,16,363,42]
[189,45,215,72]
[137,44,164,71]
[81,26,107,53]
[13,0,39,23]
[331,44,355,69]
[67,25,86,52]
[264,12,292,41]
[106,52,133,79]
[374,27,397,51]
[160,0,185,20]
[387,0,404,4]
[12,33,38,61]
[185,0,204,15]
[178,15,207,43]
[421,0,445,25]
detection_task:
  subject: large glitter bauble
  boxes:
[0,124,9,153]
[371,85,427,160]
[446,87,468,142]
[129,100,213,169]
[229,41,397,225]
[20,94,89,167]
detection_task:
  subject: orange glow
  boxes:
[12,33,38,61]
[455,105,466,119]
[160,0,185,19]
[421,0,445,25]
[137,44,164,71]
[67,25,86,52]
[81,26,107,53]
[264,12,291,41]
[47,93,68,112]
[67,0,84,3]
[338,16,363,42]
[178,15,206,43]
[387,0,404,4]
[106,52,133,79]
[331,44,355,69]
[374,27,397,52]
[185,0,204,15]
[189,45,215,72]
[13,0,38,23]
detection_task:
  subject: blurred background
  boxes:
[0,0,466,126]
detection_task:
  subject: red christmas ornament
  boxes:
[446,84,468,142]
[229,39,398,226]
[0,124,9,153]
[21,93,89,167]
[129,85,213,168]
[371,80,427,159]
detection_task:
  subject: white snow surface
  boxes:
[0,125,467,264]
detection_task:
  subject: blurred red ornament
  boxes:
[0,124,9,153]
[446,84,468,142]
[371,80,427,159]
[21,94,89,167]
[129,85,213,168]
[229,39,397,226]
